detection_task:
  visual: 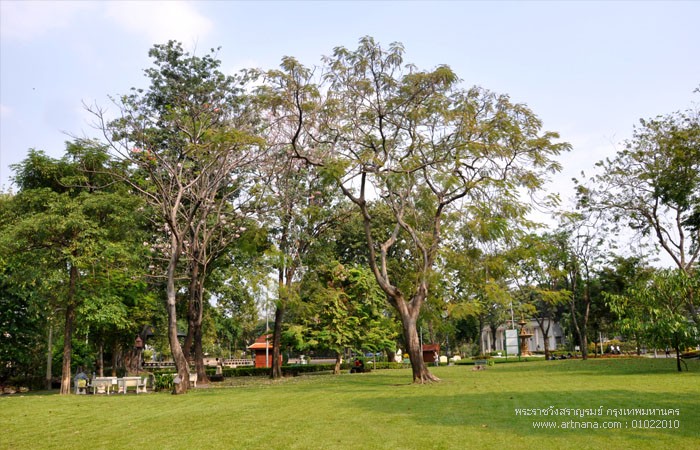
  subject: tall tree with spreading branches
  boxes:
[577,106,699,321]
[89,41,263,393]
[265,37,568,382]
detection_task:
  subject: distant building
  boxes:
[481,318,564,354]
[247,334,282,368]
[421,343,440,363]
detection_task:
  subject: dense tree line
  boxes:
[1,40,697,392]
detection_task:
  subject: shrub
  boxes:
[153,372,174,392]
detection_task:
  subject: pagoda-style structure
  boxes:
[247,334,281,368]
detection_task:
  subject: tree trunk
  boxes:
[194,324,208,384]
[580,284,592,359]
[537,318,551,360]
[183,259,199,362]
[183,326,193,362]
[98,341,104,377]
[401,314,437,383]
[271,264,294,380]
[270,303,284,379]
[542,333,550,359]
[394,294,438,383]
[187,264,209,384]
[111,343,119,377]
[570,296,585,359]
[60,263,79,395]
[334,352,342,375]
[45,323,53,390]
[167,236,189,394]
[489,323,498,353]
[674,336,682,372]
[478,316,485,355]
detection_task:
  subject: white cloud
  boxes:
[0,1,94,40]
[0,104,11,119]
[105,1,213,45]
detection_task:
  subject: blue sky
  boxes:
[1,0,699,207]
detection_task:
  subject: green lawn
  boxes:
[2,358,698,450]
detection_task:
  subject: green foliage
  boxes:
[585,108,700,272]
[293,261,397,357]
[1,141,154,390]
[0,270,43,383]
[153,372,174,391]
[607,269,699,359]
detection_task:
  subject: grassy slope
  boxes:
[1,358,698,450]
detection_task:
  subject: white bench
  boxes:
[172,372,198,387]
[117,376,148,394]
[91,377,117,395]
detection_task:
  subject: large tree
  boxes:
[90,41,263,393]
[2,143,146,394]
[579,107,699,320]
[266,37,568,382]
[256,58,348,379]
[556,211,610,359]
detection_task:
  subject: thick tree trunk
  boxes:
[186,265,209,384]
[401,313,437,383]
[334,352,342,375]
[183,326,193,362]
[111,343,119,377]
[393,293,438,383]
[571,283,592,360]
[168,291,190,393]
[537,319,551,360]
[60,303,74,394]
[570,298,585,358]
[60,264,79,395]
[271,265,294,380]
[183,260,199,362]
[270,303,284,379]
[194,325,208,384]
[167,238,189,394]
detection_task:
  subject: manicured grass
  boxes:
[2,358,698,450]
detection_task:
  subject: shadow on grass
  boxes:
[344,359,699,446]
[352,388,697,440]
[479,357,700,376]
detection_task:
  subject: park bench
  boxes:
[473,359,488,371]
[172,372,198,387]
[91,377,117,395]
[117,376,148,394]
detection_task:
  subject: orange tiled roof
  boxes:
[248,334,273,349]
